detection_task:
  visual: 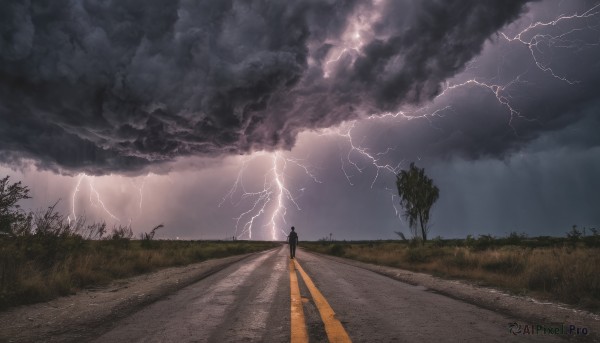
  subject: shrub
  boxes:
[431,236,445,247]
[329,244,345,256]
[141,224,164,249]
[505,231,527,246]
[473,234,496,251]
[445,249,478,269]
[481,255,524,274]
[406,246,430,263]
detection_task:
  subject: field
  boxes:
[1,174,598,313]
[302,236,600,311]
[0,176,279,310]
[0,237,278,310]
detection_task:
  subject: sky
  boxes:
[1,0,599,241]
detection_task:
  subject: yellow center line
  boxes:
[290,259,308,343]
[294,259,352,343]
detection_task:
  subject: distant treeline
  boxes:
[315,228,600,249]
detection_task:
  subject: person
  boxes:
[287,226,298,259]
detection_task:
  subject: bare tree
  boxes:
[142,224,164,240]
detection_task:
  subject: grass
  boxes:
[0,176,279,310]
[302,239,600,312]
[0,238,278,310]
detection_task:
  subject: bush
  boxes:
[431,236,445,248]
[445,249,478,269]
[329,244,345,256]
[525,255,560,292]
[481,255,524,274]
[406,247,430,263]
[504,231,527,246]
[473,234,496,251]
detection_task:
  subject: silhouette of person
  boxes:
[288,226,298,259]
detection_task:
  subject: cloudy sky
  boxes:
[1,0,599,240]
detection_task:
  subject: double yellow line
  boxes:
[289,259,352,343]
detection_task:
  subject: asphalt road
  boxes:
[93,246,566,342]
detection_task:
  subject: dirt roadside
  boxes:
[0,251,264,343]
[310,250,600,342]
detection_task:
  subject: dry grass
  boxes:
[0,239,278,309]
[0,180,279,310]
[303,242,600,311]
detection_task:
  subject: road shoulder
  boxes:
[0,251,265,343]
[302,249,600,341]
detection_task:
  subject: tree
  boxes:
[396,163,439,244]
[0,176,31,235]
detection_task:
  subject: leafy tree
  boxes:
[396,162,439,244]
[0,176,31,235]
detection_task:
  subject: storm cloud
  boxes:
[0,0,535,174]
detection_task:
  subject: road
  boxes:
[93,246,565,342]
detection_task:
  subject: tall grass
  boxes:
[303,241,600,311]
[0,175,279,309]
[0,238,278,309]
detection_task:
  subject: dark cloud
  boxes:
[341,0,600,164]
[426,144,600,238]
[0,0,533,174]
[349,0,532,107]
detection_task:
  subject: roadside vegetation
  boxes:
[395,162,439,244]
[0,176,278,310]
[303,230,600,312]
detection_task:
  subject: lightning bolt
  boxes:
[69,174,85,223]
[323,46,361,78]
[269,153,290,240]
[437,75,530,131]
[68,173,120,224]
[138,178,145,210]
[319,120,403,188]
[220,152,320,241]
[133,174,149,211]
[322,3,381,78]
[500,3,600,84]
[88,178,120,221]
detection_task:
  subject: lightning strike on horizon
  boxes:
[88,178,120,222]
[269,153,290,241]
[135,175,149,211]
[220,152,320,241]
[68,173,120,224]
[68,174,85,223]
